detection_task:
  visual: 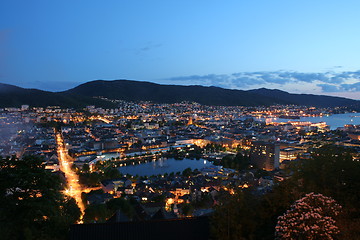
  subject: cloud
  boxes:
[317,84,341,92]
[164,70,360,95]
[341,82,360,91]
[318,81,360,93]
[278,72,331,83]
[139,42,163,52]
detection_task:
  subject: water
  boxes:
[99,152,121,160]
[118,158,214,176]
[261,112,360,130]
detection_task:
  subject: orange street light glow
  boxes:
[56,132,85,221]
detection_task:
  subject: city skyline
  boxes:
[1,1,360,99]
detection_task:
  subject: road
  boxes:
[56,132,86,221]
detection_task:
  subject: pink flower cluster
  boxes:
[275,193,342,240]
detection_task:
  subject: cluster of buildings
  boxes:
[85,165,271,219]
[1,102,359,169]
[0,102,360,221]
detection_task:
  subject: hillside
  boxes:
[64,80,288,106]
[248,88,359,108]
[0,80,359,108]
[65,80,360,108]
[0,83,116,108]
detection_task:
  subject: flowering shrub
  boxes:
[275,192,342,240]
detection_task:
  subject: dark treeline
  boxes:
[213,150,250,171]
[0,155,81,240]
[211,145,360,239]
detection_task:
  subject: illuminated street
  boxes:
[89,115,111,124]
[56,132,86,220]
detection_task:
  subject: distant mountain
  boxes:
[64,80,288,106]
[0,80,359,109]
[248,88,359,108]
[65,80,360,108]
[0,83,116,108]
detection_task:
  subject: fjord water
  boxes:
[119,158,214,177]
[265,112,360,130]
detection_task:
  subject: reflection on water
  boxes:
[154,158,168,168]
[261,112,360,130]
[119,158,214,176]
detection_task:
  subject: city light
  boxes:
[56,133,85,222]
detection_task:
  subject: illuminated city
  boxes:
[2,1,360,239]
[0,93,360,240]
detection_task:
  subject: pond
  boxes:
[118,158,214,176]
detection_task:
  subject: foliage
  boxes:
[211,145,360,239]
[211,190,258,240]
[181,203,194,216]
[205,143,226,153]
[215,151,250,170]
[82,163,90,173]
[79,162,122,187]
[83,204,112,223]
[0,155,80,240]
[103,167,122,179]
[83,197,135,223]
[182,167,193,177]
[106,198,135,219]
[293,145,360,209]
[79,172,101,187]
[275,193,342,240]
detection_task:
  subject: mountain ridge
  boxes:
[0,80,358,109]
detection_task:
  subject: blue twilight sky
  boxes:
[1,1,360,99]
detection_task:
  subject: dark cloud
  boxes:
[317,84,341,92]
[278,72,328,82]
[169,74,225,82]
[318,81,360,93]
[139,43,163,52]
[168,74,263,88]
[328,76,345,84]
[166,70,360,93]
[257,73,286,84]
[341,82,360,91]
[232,77,265,87]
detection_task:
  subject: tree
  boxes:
[106,198,135,219]
[181,203,194,216]
[275,193,342,240]
[82,163,90,173]
[256,145,360,239]
[215,151,250,170]
[210,145,360,239]
[211,190,258,240]
[291,145,360,212]
[0,155,81,240]
[103,167,122,179]
[83,204,112,223]
[182,167,193,177]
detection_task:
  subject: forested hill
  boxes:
[0,80,359,108]
[65,80,360,108]
[0,83,116,108]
